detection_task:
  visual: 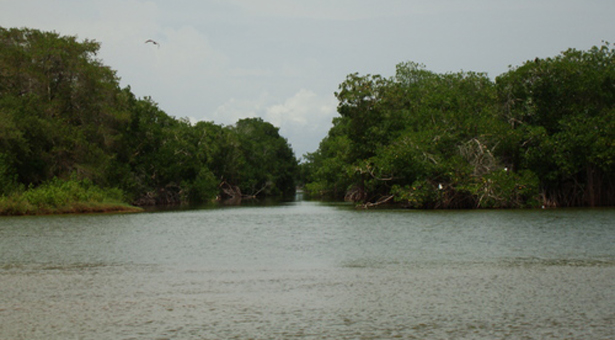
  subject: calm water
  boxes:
[1,199,614,339]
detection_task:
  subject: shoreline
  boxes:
[0,203,144,217]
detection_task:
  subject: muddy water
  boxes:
[1,201,614,339]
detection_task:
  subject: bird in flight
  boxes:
[145,39,160,48]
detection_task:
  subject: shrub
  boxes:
[0,177,135,215]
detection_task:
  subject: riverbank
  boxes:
[0,202,143,216]
[0,178,143,216]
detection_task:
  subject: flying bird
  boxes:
[145,39,160,48]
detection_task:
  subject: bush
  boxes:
[0,177,136,215]
[0,153,22,196]
[471,169,540,208]
[185,169,219,203]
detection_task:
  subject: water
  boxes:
[1,200,614,339]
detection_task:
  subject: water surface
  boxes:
[1,201,614,339]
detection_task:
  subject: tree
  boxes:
[303,117,354,198]
[230,118,298,197]
[1,27,299,208]
[496,42,615,206]
[305,61,539,208]
[0,26,127,186]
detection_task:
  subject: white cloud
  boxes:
[265,89,333,127]
[208,89,337,157]
[212,92,275,126]
[265,90,337,157]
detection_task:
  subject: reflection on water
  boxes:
[1,201,614,339]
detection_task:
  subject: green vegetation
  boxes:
[302,44,615,208]
[0,27,298,214]
[0,177,141,215]
[2,26,614,213]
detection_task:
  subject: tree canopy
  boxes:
[302,43,615,208]
[0,27,298,208]
[3,26,613,211]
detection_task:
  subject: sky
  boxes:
[2,0,614,158]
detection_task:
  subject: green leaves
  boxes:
[0,176,133,215]
[306,43,615,208]
[497,42,615,206]
[230,118,298,197]
[0,27,298,208]
[306,61,513,207]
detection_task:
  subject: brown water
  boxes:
[1,200,614,339]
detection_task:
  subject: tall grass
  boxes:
[0,178,142,215]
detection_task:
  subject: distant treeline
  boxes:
[301,43,615,208]
[3,27,614,212]
[0,27,298,210]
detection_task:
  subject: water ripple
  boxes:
[1,203,614,339]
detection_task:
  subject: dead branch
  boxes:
[345,185,367,202]
[359,195,395,209]
[458,137,498,177]
[219,181,241,199]
[356,163,394,181]
[242,182,269,199]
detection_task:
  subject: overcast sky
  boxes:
[2,0,614,158]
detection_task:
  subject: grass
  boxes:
[0,178,143,216]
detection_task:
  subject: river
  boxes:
[1,198,614,339]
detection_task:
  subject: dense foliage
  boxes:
[303,44,615,208]
[0,27,298,210]
[3,26,612,211]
